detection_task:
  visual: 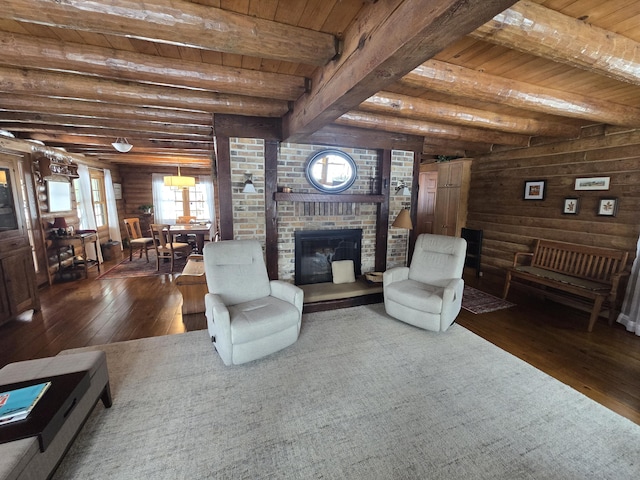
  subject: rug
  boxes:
[463,285,516,314]
[97,251,188,279]
[53,304,638,479]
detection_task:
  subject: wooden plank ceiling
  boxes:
[1,0,640,168]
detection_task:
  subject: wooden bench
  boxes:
[175,255,207,315]
[502,239,629,332]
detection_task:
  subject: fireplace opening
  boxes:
[294,229,362,285]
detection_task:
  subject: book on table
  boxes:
[0,382,52,425]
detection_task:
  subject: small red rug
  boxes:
[98,252,188,279]
[462,286,516,314]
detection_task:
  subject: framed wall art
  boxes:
[574,177,610,191]
[597,198,618,217]
[523,180,546,200]
[563,197,579,214]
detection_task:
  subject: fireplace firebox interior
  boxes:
[295,229,362,285]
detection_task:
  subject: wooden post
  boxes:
[216,135,233,240]
[264,140,279,279]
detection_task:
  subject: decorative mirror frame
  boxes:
[305,149,358,193]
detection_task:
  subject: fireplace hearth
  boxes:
[294,229,362,285]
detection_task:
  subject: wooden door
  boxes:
[416,171,437,235]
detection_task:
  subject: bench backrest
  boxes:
[531,239,628,284]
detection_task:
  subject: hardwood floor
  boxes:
[2,256,639,425]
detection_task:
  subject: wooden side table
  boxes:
[52,232,101,280]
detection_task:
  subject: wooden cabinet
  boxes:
[0,155,40,325]
[433,159,471,237]
[0,245,40,324]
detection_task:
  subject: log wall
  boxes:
[466,125,640,276]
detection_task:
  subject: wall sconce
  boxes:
[242,172,257,193]
[395,181,410,196]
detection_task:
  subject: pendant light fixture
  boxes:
[111,138,133,153]
[164,166,196,189]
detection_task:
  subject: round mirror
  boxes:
[305,149,357,193]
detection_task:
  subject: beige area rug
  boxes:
[54,304,639,479]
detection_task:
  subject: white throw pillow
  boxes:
[332,260,356,284]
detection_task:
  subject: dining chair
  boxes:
[149,224,192,272]
[123,217,154,262]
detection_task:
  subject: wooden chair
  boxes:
[123,218,154,262]
[149,224,192,272]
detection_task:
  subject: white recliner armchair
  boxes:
[383,233,467,332]
[203,239,304,365]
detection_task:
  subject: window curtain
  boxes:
[199,174,217,240]
[152,173,174,224]
[103,169,122,248]
[76,164,103,263]
[617,235,640,336]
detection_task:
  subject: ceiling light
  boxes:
[111,138,133,153]
[164,166,196,189]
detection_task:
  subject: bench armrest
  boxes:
[609,269,631,297]
[512,251,534,267]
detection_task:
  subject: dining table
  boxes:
[169,224,212,254]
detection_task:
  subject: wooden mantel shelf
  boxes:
[274,192,385,203]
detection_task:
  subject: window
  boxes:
[152,173,214,225]
[91,174,107,227]
[164,183,210,220]
[74,169,107,230]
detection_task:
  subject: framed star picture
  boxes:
[597,198,618,217]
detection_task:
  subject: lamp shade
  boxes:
[52,217,68,229]
[164,166,196,189]
[164,175,196,188]
[242,180,257,193]
[391,209,413,230]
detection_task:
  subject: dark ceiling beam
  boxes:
[283,0,519,142]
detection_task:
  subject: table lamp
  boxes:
[52,217,68,236]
